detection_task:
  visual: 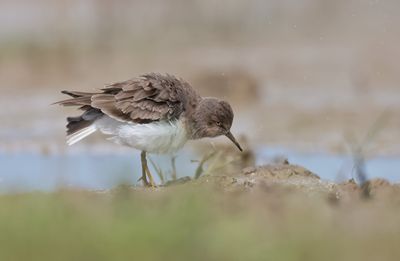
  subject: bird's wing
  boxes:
[91,73,198,124]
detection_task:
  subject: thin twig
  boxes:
[194,151,217,179]
[344,110,389,198]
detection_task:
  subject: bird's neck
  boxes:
[187,98,212,140]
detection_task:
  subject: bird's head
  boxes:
[191,98,242,151]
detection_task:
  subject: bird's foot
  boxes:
[140,151,157,188]
[137,176,157,188]
[145,168,157,188]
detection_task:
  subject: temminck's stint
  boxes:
[55,73,242,187]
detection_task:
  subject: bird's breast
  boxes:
[98,116,189,154]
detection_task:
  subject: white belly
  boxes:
[95,116,188,154]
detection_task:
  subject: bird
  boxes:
[55,73,242,187]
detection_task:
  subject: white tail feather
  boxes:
[66,125,97,146]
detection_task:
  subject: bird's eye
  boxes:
[216,121,222,127]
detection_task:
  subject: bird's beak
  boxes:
[225,131,243,152]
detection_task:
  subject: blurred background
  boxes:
[2,2,400,260]
[0,0,400,192]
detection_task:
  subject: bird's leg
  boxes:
[140,151,150,187]
[171,156,177,181]
[141,151,156,187]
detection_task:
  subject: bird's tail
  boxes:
[55,90,103,145]
[66,124,97,145]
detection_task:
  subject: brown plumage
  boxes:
[55,73,242,187]
[56,73,201,134]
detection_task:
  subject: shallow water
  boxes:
[0,147,399,194]
[257,147,400,183]
[0,151,198,194]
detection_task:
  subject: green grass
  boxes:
[0,185,399,261]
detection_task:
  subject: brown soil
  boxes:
[152,158,400,207]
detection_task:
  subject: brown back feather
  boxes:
[92,73,201,123]
[55,73,201,130]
